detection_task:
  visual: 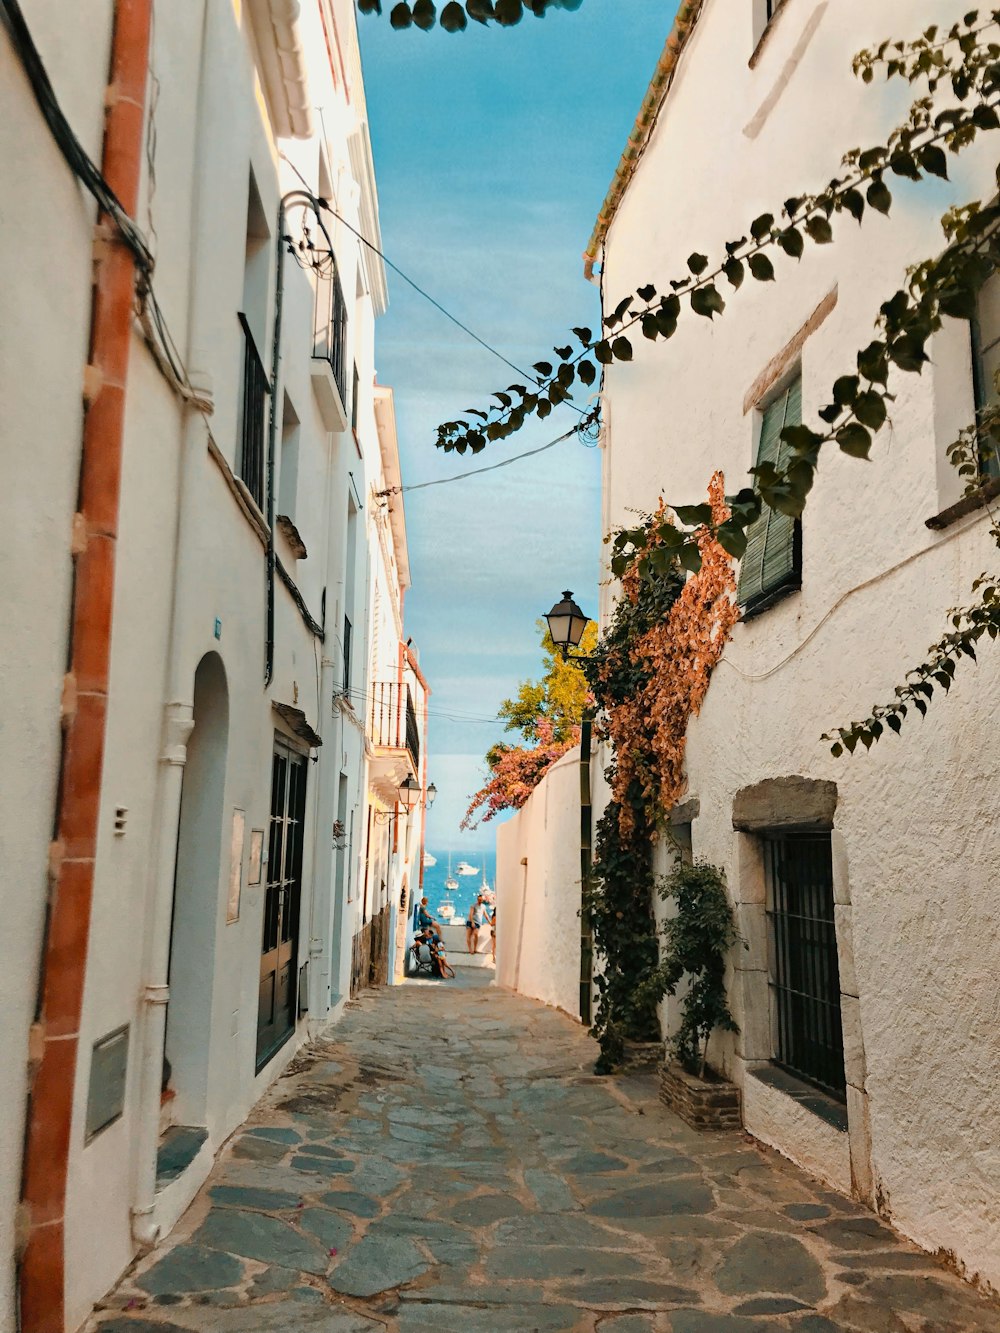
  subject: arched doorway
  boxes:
[164,652,229,1127]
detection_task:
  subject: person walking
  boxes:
[465,895,485,955]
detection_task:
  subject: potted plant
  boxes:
[655,859,744,1130]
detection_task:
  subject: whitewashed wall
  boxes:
[496,748,583,1019]
[600,0,1000,1289]
[0,6,116,1325]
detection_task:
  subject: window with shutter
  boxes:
[737,376,803,615]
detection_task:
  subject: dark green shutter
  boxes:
[737,377,802,610]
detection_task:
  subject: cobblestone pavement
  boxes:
[89,973,1000,1333]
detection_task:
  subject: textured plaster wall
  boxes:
[496,748,583,1020]
[600,0,1000,1290]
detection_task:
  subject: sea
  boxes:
[418,849,494,920]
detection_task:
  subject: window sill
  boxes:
[749,0,792,69]
[925,476,1000,530]
[748,1064,847,1131]
[739,577,801,622]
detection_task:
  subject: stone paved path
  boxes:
[89,973,1000,1333]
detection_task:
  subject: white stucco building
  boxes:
[0,1,428,1328]
[585,0,1000,1293]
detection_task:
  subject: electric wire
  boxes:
[382,419,593,495]
[278,150,585,415]
[1,0,212,412]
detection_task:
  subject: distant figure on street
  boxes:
[465,895,486,955]
[489,905,496,963]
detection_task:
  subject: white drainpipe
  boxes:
[131,703,194,1247]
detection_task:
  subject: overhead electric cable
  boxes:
[278,150,584,414]
[390,423,583,493]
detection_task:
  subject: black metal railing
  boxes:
[369,681,420,770]
[238,312,269,510]
[763,831,846,1100]
[313,268,348,407]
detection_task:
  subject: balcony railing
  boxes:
[313,268,348,408]
[238,312,269,511]
[369,681,420,771]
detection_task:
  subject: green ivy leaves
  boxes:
[360,0,584,29]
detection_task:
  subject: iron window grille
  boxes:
[238,313,270,511]
[351,362,360,434]
[313,267,348,408]
[763,830,846,1101]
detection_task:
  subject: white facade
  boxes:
[0,1,427,1327]
[495,747,584,1019]
[593,0,1000,1292]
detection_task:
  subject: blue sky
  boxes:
[359,1,678,850]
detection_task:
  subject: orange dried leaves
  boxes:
[605,473,739,835]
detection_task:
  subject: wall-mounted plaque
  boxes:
[85,1024,129,1142]
[228,808,245,923]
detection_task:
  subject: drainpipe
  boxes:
[18,0,153,1327]
[129,0,210,1251]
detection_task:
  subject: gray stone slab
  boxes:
[327,1233,429,1297]
[524,1169,577,1212]
[136,1244,244,1296]
[195,1208,328,1274]
[299,1207,354,1251]
[715,1233,826,1304]
[485,1245,648,1281]
[246,1126,303,1145]
[447,1193,527,1226]
[291,1155,356,1176]
[319,1189,383,1218]
[559,1276,698,1308]
[396,1302,585,1332]
[208,1185,302,1211]
[588,1180,715,1218]
[666,1314,768,1333]
[493,1213,633,1249]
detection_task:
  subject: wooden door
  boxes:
[256,740,306,1069]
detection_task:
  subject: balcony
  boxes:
[311,268,349,432]
[368,681,420,802]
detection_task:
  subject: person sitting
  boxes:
[416,896,440,933]
[429,934,455,980]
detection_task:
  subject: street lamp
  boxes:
[425,782,437,808]
[398,774,421,812]
[544,590,592,659]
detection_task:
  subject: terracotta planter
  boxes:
[659,1060,742,1131]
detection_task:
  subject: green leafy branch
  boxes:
[823,529,1000,755]
[609,202,1000,586]
[356,0,582,32]
[434,13,1000,458]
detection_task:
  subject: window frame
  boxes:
[738,373,804,619]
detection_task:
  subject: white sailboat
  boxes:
[437,853,458,921]
[456,860,478,876]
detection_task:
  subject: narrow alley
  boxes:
[88,977,999,1333]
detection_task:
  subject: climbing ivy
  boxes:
[357,0,582,32]
[581,479,739,1072]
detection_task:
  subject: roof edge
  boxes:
[583,0,707,281]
